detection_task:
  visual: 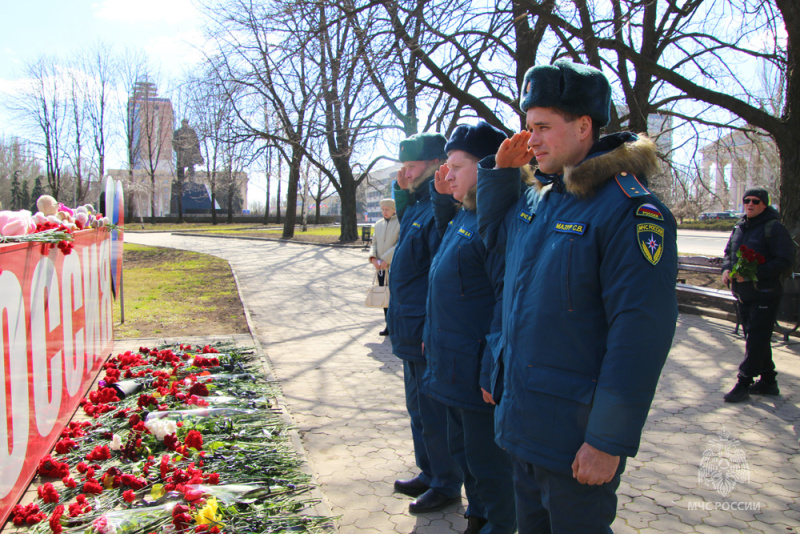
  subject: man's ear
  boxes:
[578,115,593,141]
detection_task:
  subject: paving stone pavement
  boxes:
[125,233,800,533]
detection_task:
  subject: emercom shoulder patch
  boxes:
[637,222,665,266]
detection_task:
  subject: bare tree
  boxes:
[0,137,41,209]
[81,43,114,180]
[521,0,799,252]
[65,66,89,204]
[118,49,151,222]
[136,79,173,223]
[201,0,319,238]
[301,2,393,241]
[8,56,70,198]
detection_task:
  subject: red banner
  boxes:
[0,229,114,525]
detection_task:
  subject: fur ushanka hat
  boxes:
[444,121,508,160]
[519,60,612,128]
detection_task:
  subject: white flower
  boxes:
[109,434,123,451]
[144,418,178,441]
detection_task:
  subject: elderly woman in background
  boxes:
[370,198,400,335]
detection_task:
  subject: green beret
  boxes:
[519,60,611,127]
[399,133,447,162]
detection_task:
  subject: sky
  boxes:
[0,0,208,163]
[0,0,205,83]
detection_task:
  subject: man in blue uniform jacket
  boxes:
[423,121,516,534]
[388,132,464,513]
[476,60,678,532]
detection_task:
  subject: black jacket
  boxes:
[722,207,795,291]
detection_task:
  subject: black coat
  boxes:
[722,207,795,292]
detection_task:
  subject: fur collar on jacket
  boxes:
[533,134,659,199]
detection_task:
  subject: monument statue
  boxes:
[172,119,205,221]
[173,119,204,180]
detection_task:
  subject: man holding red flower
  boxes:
[722,188,796,402]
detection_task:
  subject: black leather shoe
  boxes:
[464,515,488,534]
[379,328,390,336]
[724,379,752,403]
[393,476,429,497]
[409,489,460,514]
[750,379,780,395]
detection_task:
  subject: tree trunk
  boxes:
[282,147,302,238]
[125,169,135,221]
[315,177,322,224]
[227,178,234,223]
[176,166,185,224]
[339,179,358,242]
[264,156,271,225]
[777,136,800,265]
[150,173,156,224]
[211,180,218,225]
[276,157,282,225]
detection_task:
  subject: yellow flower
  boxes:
[195,497,221,525]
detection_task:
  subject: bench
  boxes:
[677,255,800,342]
[677,255,724,281]
[676,256,741,333]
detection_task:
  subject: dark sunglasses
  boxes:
[743,198,761,205]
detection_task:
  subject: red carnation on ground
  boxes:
[123,489,136,503]
[137,394,158,408]
[38,455,70,478]
[188,382,209,397]
[49,505,64,534]
[55,437,78,455]
[86,445,111,462]
[37,482,60,503]
[121,474,147,490]
[185,430,203,450]
[11,503,46,526]
[83,479,104,495]
[160,455,173,479]
[172,504,193,532]
[164,433,180,451]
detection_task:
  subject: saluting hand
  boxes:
[495,131,535,169]
[434,163,451,195]
[396,168,409,190]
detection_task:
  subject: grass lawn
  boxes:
[124,222,264,232]
[114,243,249,339]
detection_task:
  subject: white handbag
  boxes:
[365,271,390,308]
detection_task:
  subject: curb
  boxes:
[172,232,368,250]
[678,303,738,324]
[227,260,339,531]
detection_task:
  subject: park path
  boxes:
[125,233,800,534]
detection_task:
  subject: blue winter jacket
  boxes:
[477,133,678,475]
[422,183,505,412]
[387,175,442,362]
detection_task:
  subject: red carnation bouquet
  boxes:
[731,245,766,285]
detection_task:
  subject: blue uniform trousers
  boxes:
[403,360,463,497]
[512,455,625,533]
[448,407,516,534]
